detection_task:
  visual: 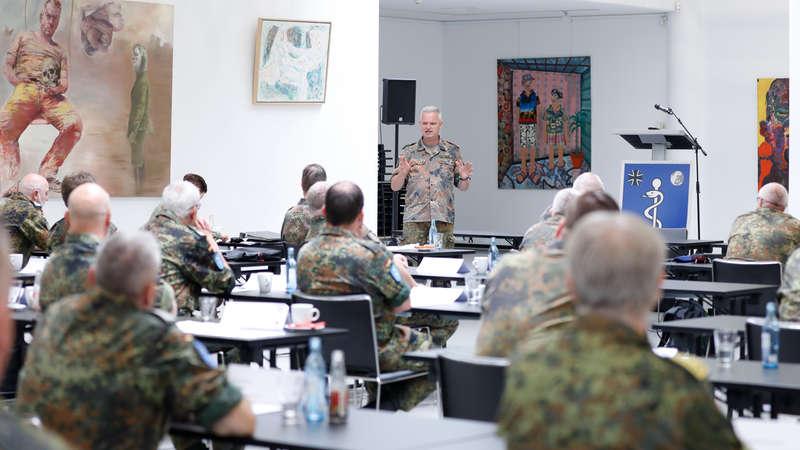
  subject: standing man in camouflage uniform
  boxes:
[476,191,618,357]
[281,163,326,249]
[298,181,446,410]
[145,181,234,316]
[391,106,473,247]
[0,172,48,266]
[727,182,800,265]
[47,171,117,250]
[17,231,255,449]
[498,213,742,449]
[520,187,577,251]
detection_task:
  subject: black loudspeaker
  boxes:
[382,79,416,125]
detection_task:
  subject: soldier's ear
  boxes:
[86,267,96,287]
[555,219,566,239]
[64,212,70,228]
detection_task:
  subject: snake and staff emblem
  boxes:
[643,178,664,228]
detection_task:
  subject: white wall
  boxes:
[43,0,379,233]
[379,18,444,161]
[669,0,788,239]
[442,16,669,233]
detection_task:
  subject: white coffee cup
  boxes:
[257,273,273,294]
[9,254,22,272]
[291,303,320,324]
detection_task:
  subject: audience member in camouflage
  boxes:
[282,164,327,249]
[520,188,578,251]
[0,174,49,266]
[536,172,605,224]
[40,233,101,311]
[298,181,440,410]
[476,190,618,357]
[48,216,117,250]
[498,213,742,450]
[17,231,254,449]
[182,172,229,243]
[779,248,800,320]
[391,106,472,247]
[726,182,800,265]
[145,181,234,315]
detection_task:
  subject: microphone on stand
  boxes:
[654,104,673,114]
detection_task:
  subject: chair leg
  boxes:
[376,384,381,411]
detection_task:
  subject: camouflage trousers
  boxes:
[397,312,459,347]
[402,221,455,248]
[369,327,435,411]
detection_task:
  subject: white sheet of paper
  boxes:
[231,269,287,295]
[415,257,464,277]
[221,301,288,330]
[387,244,418,251]
[733,417,800,450]
[20,257,47,274]
[252,403,282,415]
[176,321,283,340]
[410,286,464,307]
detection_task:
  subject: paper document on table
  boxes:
[176,321,283,339]
[228,365,283,409]
[733,417,800,450]
[410,286,464,307]
[20,257,47,274]
[232,275,259,293]
[221,302,288,330]
[416,257,464,276]
[386,244,418,251]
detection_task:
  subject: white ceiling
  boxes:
[380,0,676,21]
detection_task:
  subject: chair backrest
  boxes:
[438,354,509,422]
[660,228,688,241]
[745,319,800,363]
[292,291,379,376]
[713,259,781,316]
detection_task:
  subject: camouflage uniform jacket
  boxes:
[17,288,243,450]
[475,245,572,357]
[144,208,234,314]
[498,315,743,450]
[393,138,464,223]
[779,247,800,320]
[726,207,800,265]
[47,216,118,251]
[0,412,72,449]
[519,213,563,251]
[304,214,326,243]
[39,233,101,312]
[281,198,310,250]
[0,191,48,265]
[297,225,410,347]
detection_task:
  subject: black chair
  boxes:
[438,354,509,422]
[292,292,428,409]
[741,319,800,417]
[712,259,781,316]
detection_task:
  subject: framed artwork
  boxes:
[0,0,174,196]
[757,78,789,190]
[253,18,332,103]
[497,56,591,189]
[620,161,692,229]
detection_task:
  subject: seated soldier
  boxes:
[476,191,618,357]
[17,231,255,449]
[144,181,233,316]
[281,163,326,250]
[303,180,329,244]
[0,173,49,266]
[727,182,800,265]
[498,213,742,449]
[520,187,577,251]
[47,171,118,251]
[298,181,447,410]
[0,229,71,449]
[183,172,229,242]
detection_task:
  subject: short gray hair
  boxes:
[573,172,605,194]
[758,182,788,210]
[306,181,329,213]
[567,212,665,315]
[551,188,578,215]
[420,105,443,121]
[95,231,161,300]
[161,181,200,219]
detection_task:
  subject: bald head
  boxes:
[19,173,49,204]
[758,182,788,211]
[573,172,605,194]
[66,183,111,238]
[325,181,364,227]
[306,181,330,215]
[551,188,579,216]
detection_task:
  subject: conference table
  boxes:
[660,279,777,315]
[387,246,475,264]
[665,239,726,256]
[664,262,713,281]
[453,230,524,249]
[170,364,503,449]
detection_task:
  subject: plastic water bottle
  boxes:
[286,247,297,294]
[762,302,779,369]
[488,237,500,272]
[428,216,437,246]
[328,350,348,424]
[301,337,327,423]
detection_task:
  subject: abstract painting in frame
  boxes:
[757,77,789,190]
[497,56,591,189]
[253,18,331,103]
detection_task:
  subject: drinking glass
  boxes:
[279,371,305,425]
[714,329,738,368]
[465,271,482,305]
[432,233,444,249]
[199,296,217,322]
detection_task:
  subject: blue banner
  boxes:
[620,162,691,229]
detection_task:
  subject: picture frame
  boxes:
[253,18,332,104]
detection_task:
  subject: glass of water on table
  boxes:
[713,329,738,368]
[465,270,482,305]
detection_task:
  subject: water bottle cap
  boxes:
[288,247,295,257]
[309,336,321,351]
[332,349,344,363]
[767,302,776,312]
